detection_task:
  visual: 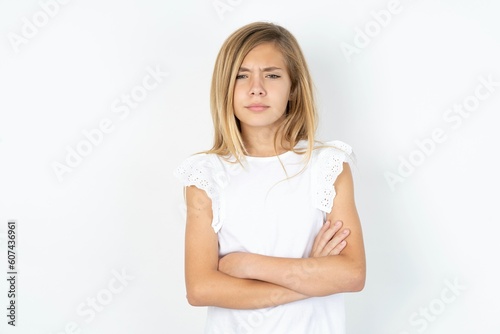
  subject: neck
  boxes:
[240,125,292,157]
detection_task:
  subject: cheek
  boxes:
[278,79,292,99]
[278,86,291,105]
[233,85,245,103]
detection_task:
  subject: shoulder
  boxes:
[174,153,218,176]
[173,153,225,192]
[174,153,227,233]
[312,140,355,165]
[310,140,355,212]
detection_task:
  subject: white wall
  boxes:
[1,0,499,333]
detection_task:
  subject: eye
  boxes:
[266,74,281,79]
[236,74,247,79]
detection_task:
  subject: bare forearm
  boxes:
[187,269,309,309]
[214,164,366,298]
[245,254,365,297]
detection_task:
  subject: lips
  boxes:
[245,103,269,112]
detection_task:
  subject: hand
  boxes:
[309,220,350,257]
[218,252,251,278]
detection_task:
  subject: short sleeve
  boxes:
[311,140,355,213]
[173,154,225,233]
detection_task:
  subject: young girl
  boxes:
[175,22,365,333]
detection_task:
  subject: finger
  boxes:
[311,221,338,256]
[311,220,331,251]
[217,256,226,271]
[315,221,343,256]
[329,240,347,256]
[312,221,343,257]
[323,228,350,255]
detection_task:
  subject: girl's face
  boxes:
[233,42,292,135]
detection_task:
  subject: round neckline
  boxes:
[243,149,294,161]
[242,140,308,161]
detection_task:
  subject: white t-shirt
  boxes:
[175,140,354,334]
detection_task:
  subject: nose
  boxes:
[249,77,266,96]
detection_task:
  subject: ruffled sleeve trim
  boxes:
[173,154,224,233]
[311,140,355,213]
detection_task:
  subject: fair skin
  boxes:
[184,42,365,308]
[232,42,292,156]
[185,186,349,309]
[218,163,365,297]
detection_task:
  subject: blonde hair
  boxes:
[206,22,318,163]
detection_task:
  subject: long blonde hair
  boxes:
[207,22,318,163]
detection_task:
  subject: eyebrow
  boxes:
[238,66,283,72]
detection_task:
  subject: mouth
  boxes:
[245,104,269,112]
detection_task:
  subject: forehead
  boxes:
[240,42,286,68]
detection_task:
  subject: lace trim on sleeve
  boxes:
[312,140,354,213]
[173,154,224,233]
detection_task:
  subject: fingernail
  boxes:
[343,229,349,234]
[335,221,341,227]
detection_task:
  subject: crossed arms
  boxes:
[184,163,365,309]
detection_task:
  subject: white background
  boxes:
[1,0,499,333]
